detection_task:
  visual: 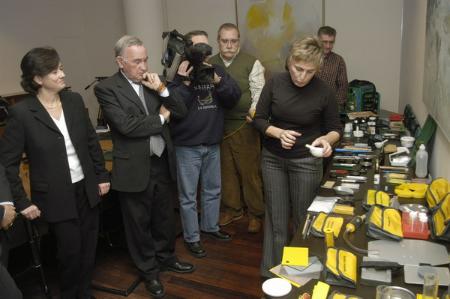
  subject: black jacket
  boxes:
[169,64,241,146]
[0,91,109,222]
[94,72,188,192]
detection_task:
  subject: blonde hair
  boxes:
[288,36,323,68]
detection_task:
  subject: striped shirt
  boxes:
[316,52,348,105]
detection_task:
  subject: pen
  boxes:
[302,214,311,239]
[306,215,316,238]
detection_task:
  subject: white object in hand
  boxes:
[305,144,324,157]
[262,278,292,297]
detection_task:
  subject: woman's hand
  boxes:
[98,182,111,196]
[311,138,333,157]
[279,130,301,149]
[21,204,41,220]
[1,205,16,229]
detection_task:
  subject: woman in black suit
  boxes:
[0,47,110,299]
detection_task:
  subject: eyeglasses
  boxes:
[121,56,148,66]
[219,39,239,45]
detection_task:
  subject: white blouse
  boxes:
[51,112,84,183]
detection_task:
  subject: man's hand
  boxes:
[98,182,110,196]
[20,204,41,220]
[177,61,193,86]
[279,130,302,150]
[1,205,16,229]
[141,72,162,91]
[246,107,256,123]
[213,72,222,85]
[160,105,171,122]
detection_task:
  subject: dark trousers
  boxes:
[0,242,22,299]
[119,152,176,281]
[51,180,99,299]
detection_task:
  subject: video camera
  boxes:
[161,30,214,85]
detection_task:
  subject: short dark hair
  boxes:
[217,23,240,40]
[185,30,208,42]
[20,47,60,95]
[317,26,337,37]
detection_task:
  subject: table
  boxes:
[282,144,449,298]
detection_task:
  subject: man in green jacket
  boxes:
[210,23,265,233]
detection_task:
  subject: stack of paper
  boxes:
[307,196,339,213]
[270,247,323,287]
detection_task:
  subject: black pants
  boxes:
[51,179,99,299]
[0,245,22,299]
[119,153,176,281]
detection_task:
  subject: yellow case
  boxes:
[311,212,344,238]
[426,178,450,208]
[325,248,357,288]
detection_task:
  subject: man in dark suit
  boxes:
[0,163,22,299]
[94,35,193,298]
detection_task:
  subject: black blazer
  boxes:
[0,91,109,223]
[94,72,187,193]
[0,163,14,255]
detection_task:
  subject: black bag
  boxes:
[346,80,380,112]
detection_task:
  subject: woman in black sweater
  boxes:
[253,37,342,277]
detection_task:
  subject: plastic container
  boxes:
[415,144,428,178]
[422,272,439,298]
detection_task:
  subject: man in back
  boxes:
[209,23,265,233]
[316,26,348,111]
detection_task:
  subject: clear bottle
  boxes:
[422,272,438,299]
[415,144,428,178]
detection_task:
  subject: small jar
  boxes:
[360,118,367,132]
[368,117,377,135]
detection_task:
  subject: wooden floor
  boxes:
[14,214,265,299]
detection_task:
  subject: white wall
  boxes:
[325,0,403,113]
[123,0,165,74]
[399,0,450,179]
[165,0,236,54]
[0,0,126,123]
[165,0,404,113]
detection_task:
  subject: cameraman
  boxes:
[169,30,241,258]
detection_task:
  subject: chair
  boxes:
[10,217,51,298]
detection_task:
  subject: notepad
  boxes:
[307,196,338,213]
[282,247,309,267]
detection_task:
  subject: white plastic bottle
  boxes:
[415,144,428,178]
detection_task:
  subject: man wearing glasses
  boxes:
[209,23,265,234]
[316,26,348,111]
